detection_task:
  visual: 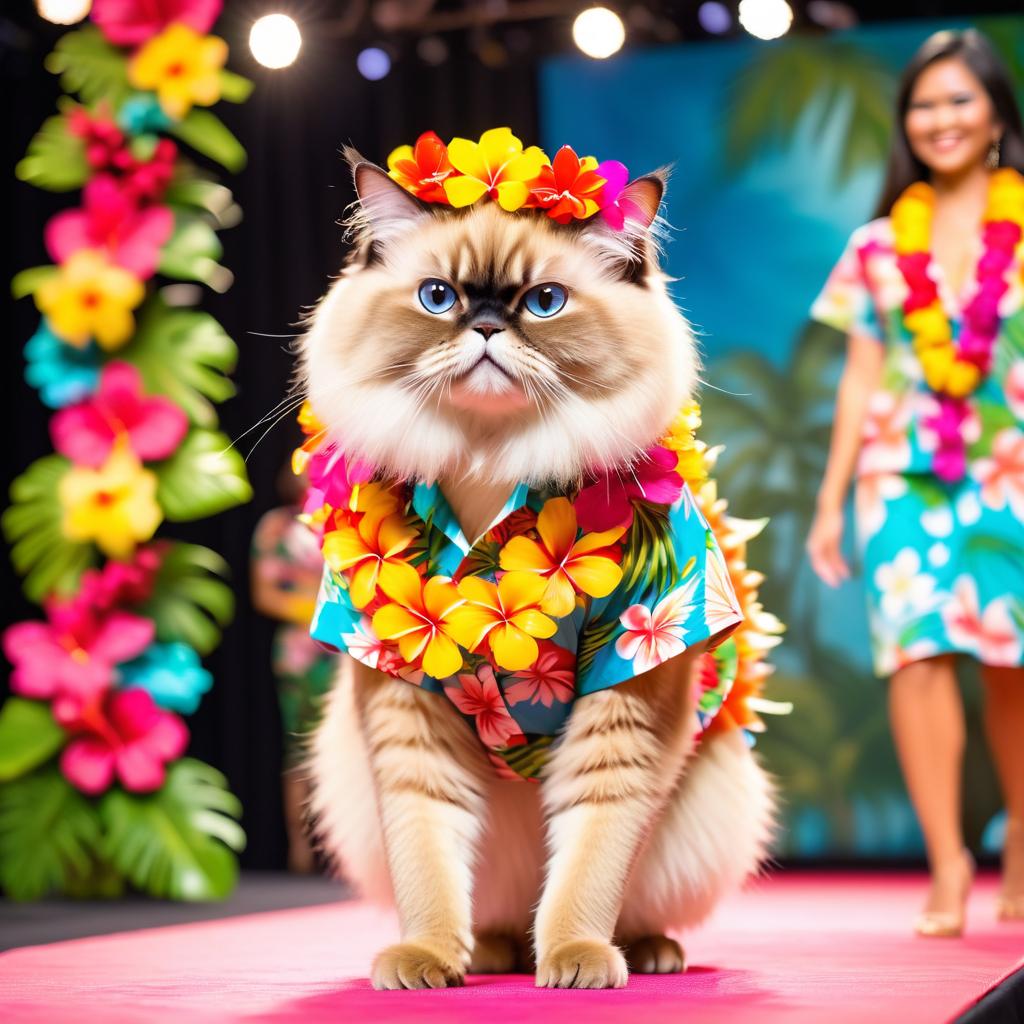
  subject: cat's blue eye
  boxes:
[522,283,567,318]
[418,279,457,314]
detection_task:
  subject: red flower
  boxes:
[78,545,166,610]
[91,0,222,46]
[386,131,456,204]
[504,641,575,707]
[528,146,607,224]
[68,107,126,171]
[444,663,525,748]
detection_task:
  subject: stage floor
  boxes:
[2,871,1022,1023]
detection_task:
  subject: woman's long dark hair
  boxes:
[874,29,1024,217]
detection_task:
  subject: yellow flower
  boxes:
[918,346,955,391]
[443,127,549,212]
[986,169,1024,223]
[904,302,952,345]
[372,564,466,678]
[128,25,228,120]
[891,182,934,254]
[60,440,162,559]
[659,400,708,485]
[35,250,144,350]
[447,573,557,671]
[498,497,624,617]
[944,360,982,398]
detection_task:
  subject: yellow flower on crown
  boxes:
[443,128,549,212]
[59,438,163,559]
[128,24,228,120]
[35,250,145,350]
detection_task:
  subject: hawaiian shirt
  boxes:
[310,478,744,780]
[811,217,1024,480]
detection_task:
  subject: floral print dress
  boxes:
[310,480,744,780]
[813,217,1024,677]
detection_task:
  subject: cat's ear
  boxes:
[345,147,430,246]
[580,170,666,282]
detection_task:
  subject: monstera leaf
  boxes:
[123,295,238,427]
[169,110,247,173]
[99,758,245,901]
[3,455,95,602]
[45,26,131,108]
[139,543,234,655]
[15,112,89,192]
[0,768,103,901]
[0,699,66,783]
[154,428,252,521]
[158,214,232,292]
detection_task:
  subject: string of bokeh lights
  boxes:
[35,2,827,74]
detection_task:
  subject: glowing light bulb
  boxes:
[698,1,732,34]
[249,14,302,70]
[572,7,626,60]
[357,47,391,81]
[738,0,793,40]
[36,0,91,24]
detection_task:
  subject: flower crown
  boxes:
[386,127,647,231]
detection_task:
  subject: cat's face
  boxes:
[300,160,697,486]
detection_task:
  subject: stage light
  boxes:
[249,14,302,70]
[738,0,793,40]
[573,7,626,60]
[36,0,91,24]
[807,0,857,29]
[698,1,732,34]
[357,47,391,81]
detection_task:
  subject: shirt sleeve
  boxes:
[810,226,885,342]
[309,564,363,654]
[573,488,744,698]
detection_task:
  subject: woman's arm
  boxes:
[806,331,885,587]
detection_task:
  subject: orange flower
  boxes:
[291,400,327,475]
[321,490,417,608]
[372,564,466,678]
[498,497,624,617]
[387,131,456,204]
[447,573,557,671]
[528,145,607,224]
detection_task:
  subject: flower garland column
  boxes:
[0,1,252,901]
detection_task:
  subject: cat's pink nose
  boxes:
[473,323,503,340]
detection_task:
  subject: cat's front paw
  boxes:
[535,939,628,989]
[371,942,465,990]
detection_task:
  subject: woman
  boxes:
[808,29,1024,937]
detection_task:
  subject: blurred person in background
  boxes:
[251,462,334,872]
[807,29,1024,937]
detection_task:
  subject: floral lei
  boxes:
[891,168,1024,481]
[385,127,644,231]
[296,401,785,737]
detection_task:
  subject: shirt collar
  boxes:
[412,480,531,556]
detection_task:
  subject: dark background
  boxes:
[2,0,1019,867]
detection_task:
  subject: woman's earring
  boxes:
[986,137,1002,169]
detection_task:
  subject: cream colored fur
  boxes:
[302,159,775,989]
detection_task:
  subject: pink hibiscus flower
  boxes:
[3,603,154,722]
[61,688,188,796]
[574,445,683,532]
[614,575,699,675]
[504,641,575,707]
[303,444,377,517]
[595,161,648,231]
[444,663,524,748]
[91,0,222,46]
[856,390,912,476]
[45,175,173,279]
[941,576,1022,666]
[51,362,188,468]
[971,427,1024,519]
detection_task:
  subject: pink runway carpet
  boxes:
[2,872,1022,1023]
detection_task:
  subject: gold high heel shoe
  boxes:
[914,851,974,938]
[997,820,1024,922]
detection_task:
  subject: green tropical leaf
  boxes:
[99,758,245,901]
[15,112,89,191]
[496,736,553,780]
[620,499,678,598]
[138,543,234,655]
[45,25,131,108]
[169,109,247,172]
[164,174,241,228]
[122,294,238,427]
[11,265,58,300]
[0,767,103,901]
[576,618,619,677]
[158,214,232,292]
[154,429,252,520]
[219,70,254,103]
[0,699,67,783]
[3,455,95,602]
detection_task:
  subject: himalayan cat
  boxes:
[299,149,774,990]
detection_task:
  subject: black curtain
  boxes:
[1,4,539,867]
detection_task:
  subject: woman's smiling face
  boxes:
[905,57,1002,177]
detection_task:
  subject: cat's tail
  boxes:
[618,728,775,937]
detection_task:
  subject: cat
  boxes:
[298,148,775,990]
